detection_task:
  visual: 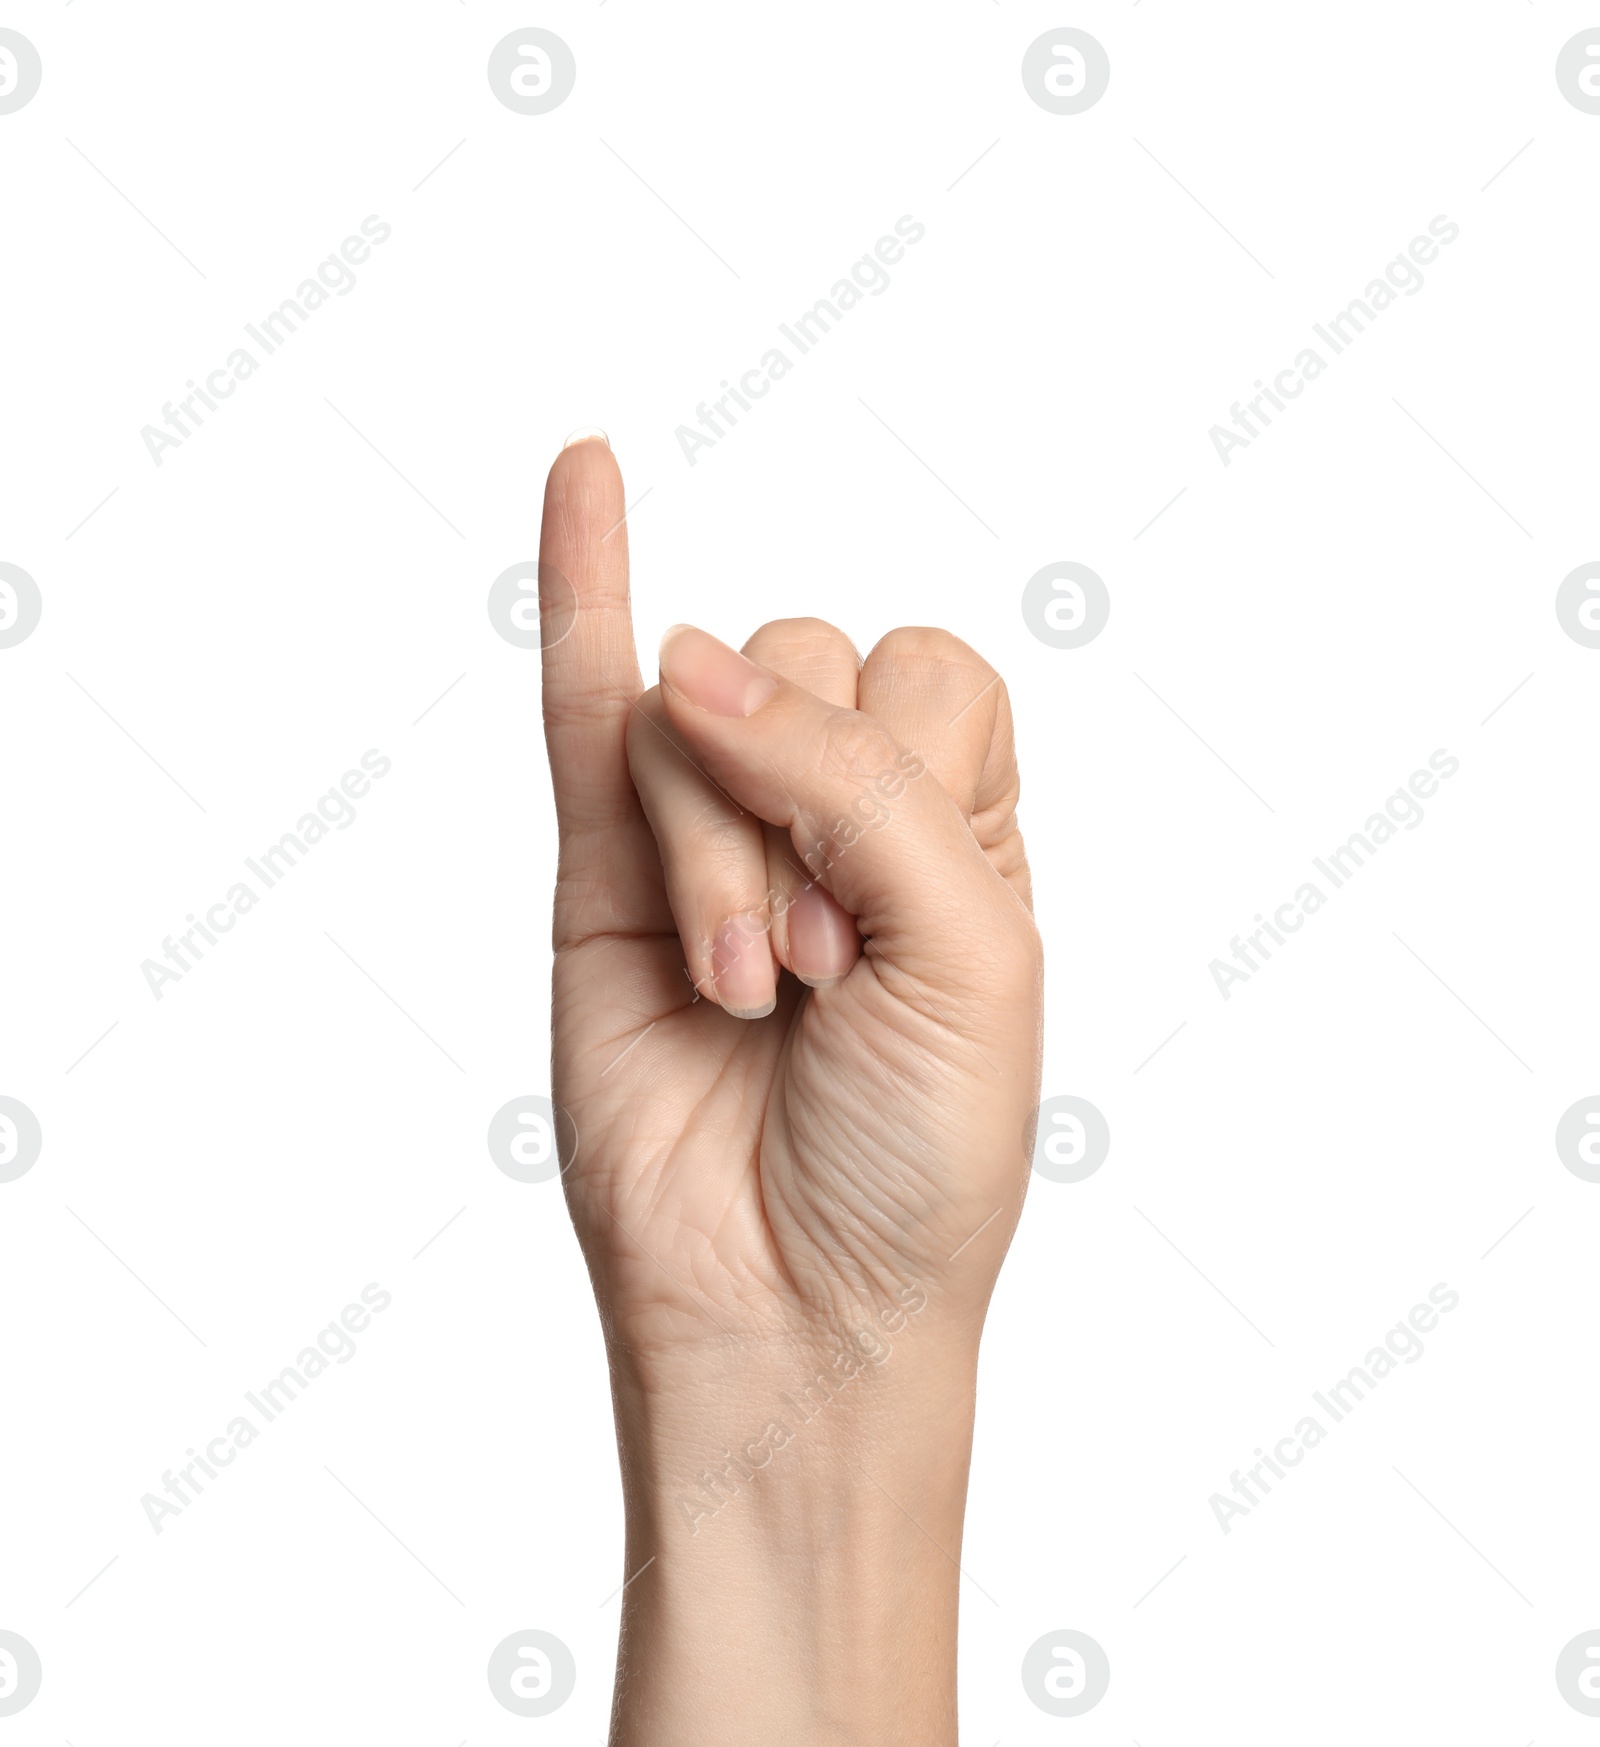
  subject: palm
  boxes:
[555,882,1005,1353]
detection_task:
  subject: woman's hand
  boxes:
[540,435,1043,1745]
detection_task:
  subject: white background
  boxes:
[3,2,1598,1740]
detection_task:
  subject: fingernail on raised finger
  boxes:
[660,625,778,718]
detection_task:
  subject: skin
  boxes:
[539,434,1043,1745]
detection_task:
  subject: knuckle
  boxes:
[868,627,1009,727]
[750,615,847,646]
[817,708,904,787]
[555,690,628,736]
[870,624,989,673]
[744,617,861,681]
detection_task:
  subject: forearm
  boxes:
[606,1342,979,1746]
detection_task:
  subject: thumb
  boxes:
[656,624,1034,1004]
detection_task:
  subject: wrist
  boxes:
[605,1329,980,1746]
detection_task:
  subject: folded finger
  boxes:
[625,687,776,1018]
[739,618,864,989]
[656,624,1035,1010]
[858,626,1030,906]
